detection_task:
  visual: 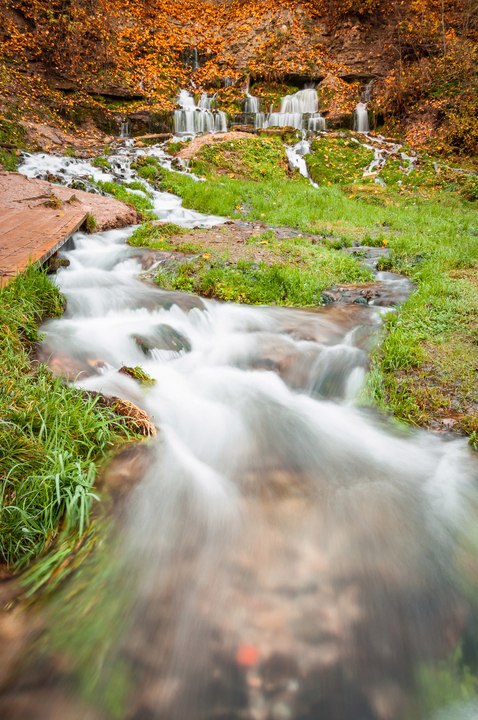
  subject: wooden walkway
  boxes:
[0,205,87,288]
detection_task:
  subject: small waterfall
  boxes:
[244,94,260,114]
[252,88,324,133]
[119,119,130,138]
[192,47,199,71]
[354,81,373,133]
[308,113,327,132]
[174,90,228,136]
[263,112,303,130]
[354,102,370,133]
[280,88,318,115]
[198,92,212,110]
[362,79,374,103]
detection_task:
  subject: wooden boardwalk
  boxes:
[0,205,87,288]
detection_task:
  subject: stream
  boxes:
[2,144,478,720]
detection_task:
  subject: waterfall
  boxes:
[119,119,130,138]
[362,79,374,103]
[244,94,260,114]
[263,112,303,130]
[308,113,327,132]
[353,81,373,133]
[354,102,370,133]
[252,88,324,133]
[174,90,228,136]
[280,88,318,115]
[198,92,212,110]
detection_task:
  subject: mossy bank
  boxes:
[135,134,477,441]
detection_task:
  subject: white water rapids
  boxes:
[2,147,478,720]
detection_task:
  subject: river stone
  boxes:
[99,442,156,506]
[133,324,192,355]
[155,290,206,312]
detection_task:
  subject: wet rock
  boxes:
[321,280,410,308]
[99,442,155,505]
[46,255,70,273]
[83,391,157,437]
[155,291,206,313]
[133,324,192,356]
[35,345,100,381]
[119,366,156,385]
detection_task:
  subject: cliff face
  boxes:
[0,0,476,155]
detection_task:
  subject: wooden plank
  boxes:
[0,207,87,288]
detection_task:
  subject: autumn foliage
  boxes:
[0,0,476,154]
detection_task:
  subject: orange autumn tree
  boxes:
[0,0,476,152]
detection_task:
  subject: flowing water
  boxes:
[3,146,478,720]
[354,102,370,133]
[174,90,227,136]
[248,88,326,133]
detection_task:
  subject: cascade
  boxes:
[354,80,373,133]
[280,88,319,114]
[244,93,260,114]
[119,119,130,138]
[174,90,227,136]
[6,143,478,720]
[308,112,327,132]
[198,92,212,110]
[354,101,370,133]
[251,88,325,133]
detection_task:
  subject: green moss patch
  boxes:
[96,180,155,219]
[190,137,288,181]
[154,237,371,306]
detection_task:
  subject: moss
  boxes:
[128,221,185,250]
[119,366,156,385]
[85,214,97,233]
[190,137,288,181]
[132,156,164,185]
[96,180,155,220]
[0,118,26,148]
[306,136,375,186]
[91,156,112,170]
[0,148,19,171]
[167,140,189,155]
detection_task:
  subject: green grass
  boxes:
[154,240,371,305]
[306,136,375,186]
[190,136,289,181]
[131,155,164,185]
[91,156,112,170]
[0,148,19,170]
[156,136,478,439]
[96,180,155,219]
[0,268,139,570]
[128,221,186,250]
[0,118,26,148]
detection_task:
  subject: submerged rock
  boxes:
[133,324,192,356]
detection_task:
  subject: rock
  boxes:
[83,391,157,437]
[46,255,70,273]
[99,442,155,505]
[119,366,156,385]
[133,324,192,355]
